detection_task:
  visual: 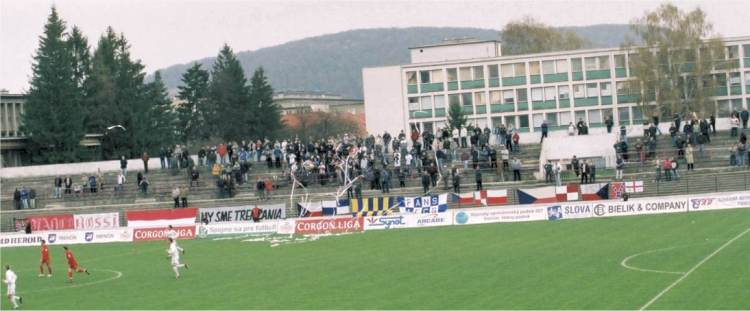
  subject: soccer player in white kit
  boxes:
[167,238,188,279]
[166,225,184,254]
[4,265,22,309]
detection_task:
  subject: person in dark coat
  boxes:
[421,171,431,194]
[474,169,482,191]
[741,108,749,130]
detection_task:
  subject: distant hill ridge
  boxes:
[155,25,633,99]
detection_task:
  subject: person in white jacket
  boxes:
[4,265,22,309]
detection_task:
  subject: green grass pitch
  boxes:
[1,208,749,310]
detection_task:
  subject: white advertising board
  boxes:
[590,197,687,218]
[688,192,750,211]
[453,206,547,225]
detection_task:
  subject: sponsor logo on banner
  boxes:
[547,206,562,220]
[555,202,594,219]
[591,197,687,217]
[688,192,750,211]
[133,226,196,241]
[277,220,295,235]
[454,206,547,225]
[74,213,119,230]
[406,212,453,228]
[203,221,280,236]
[27,214,75,231]
[364,216,407,230]
[0,233,45,248]
[294,217,363,235]
[85,232,94,242]
[46,232,77,244]
[199,204,286,224]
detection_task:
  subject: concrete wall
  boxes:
[0,156,197,179]
[410,41,501,63]
[363,65,406,136]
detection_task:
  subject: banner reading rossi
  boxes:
[453,206,547,225]
[295,217,363,235]
[590,197,687,217]
[688,192,750,211]
[199,204,286,224]
[74,212,119,230]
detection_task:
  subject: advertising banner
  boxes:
[26,214,75,231]
[133,225,196,241]
[688,192,750,212]
[200,221,280,236]
[453,206,547,225]
[198,204,286,224]
[294,217,364,235]
[590,197,687,218]
[0,232,46,248]
[363,215,409,230]
[127,208,197,228]
[74,212,120,230]
[546,202,595,220]
[78,228,133,244]
[404,212,453,228]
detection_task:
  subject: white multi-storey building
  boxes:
[363,37,750,138]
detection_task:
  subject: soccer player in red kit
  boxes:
[63,246,89,282]
[39,240,52,277]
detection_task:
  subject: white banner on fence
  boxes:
[199,204,286,224]
[74,212,120,230]
[590,197,687,218]
[0,228,133,248]
[545,202,594,220]
[688,192,750,211]
[200,221,280,237]
[453,206,547,225]
[363,215,409,230]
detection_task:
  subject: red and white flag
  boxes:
[624,181,644,193]
[457,192,475,205]
[474,190,508,206]
[555,184,580,201]
[126,208,197,228]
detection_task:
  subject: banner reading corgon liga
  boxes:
[199,204,286,224]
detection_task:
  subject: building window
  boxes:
[559,86,570,100]
[459,67,471,81]
[449,94,460,106]
[519,115,530,128]
[600,82,612,96]
[542,60,555,74]
[544,86,556,100]
[571,58,582,72]
[573,84,585,98]
[614,55,626,68]
[431,69,444,83]
[408,97,419,110]
[632,107,643,122]
[587,83,599,97]
[575,110,586,123]
[474,92,486,107]
[421,96,433,109]
[585,57,598,71]
[473,66,484,80]
[447,68,458,82]
[488,65,499,78]
[434,95,445,109]
[599,56,610,70]
[556,60,568,73]
[516,88,528,102]
[504,116,516,128]
[420,71,430,83]
[533,113,544,127]
[529,61,541,75]
[490,91,502,105]
[546,112,558,126]
[531,87,543,101]
[744,72,750,85]
[618,107,630,123]
[730,72,741,86]
[407,71,417,85]
[560,111,572,125]
[727,45,739,59]
[503,90,514,104]
[501,64,514,77]
[461,93,473,107]
[718,100,731,117]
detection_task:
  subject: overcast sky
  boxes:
[2,0,748,93]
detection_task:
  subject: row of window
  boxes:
[408,44,750,85]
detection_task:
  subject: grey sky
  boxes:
[2,0,748,93]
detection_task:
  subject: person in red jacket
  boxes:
[217,144,227,164]
[63,246,89,282]
[39,240,52,277]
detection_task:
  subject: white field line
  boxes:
[620,247,686,275]
[639,227,750,310]
[21,269,123,294]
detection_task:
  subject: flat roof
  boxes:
[409,39,500,50]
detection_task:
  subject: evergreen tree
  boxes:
[84,28,118,134]
[208,44,252,141]
[142,71,175,151]
[176,63,210,143]
[21,7,86,163]
[248,67,281,138]
[446,102,467,132]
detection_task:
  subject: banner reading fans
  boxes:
[27,214,74,231]
[294,217,364,235]
[74,212,119,230]
[199,204,286,224]
[399,194,448,213]
[127,208,197,228]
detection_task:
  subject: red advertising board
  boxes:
[26,214,75,231]
[294,217,364,235]
[126,208,197,228]
[132,226,196,241]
